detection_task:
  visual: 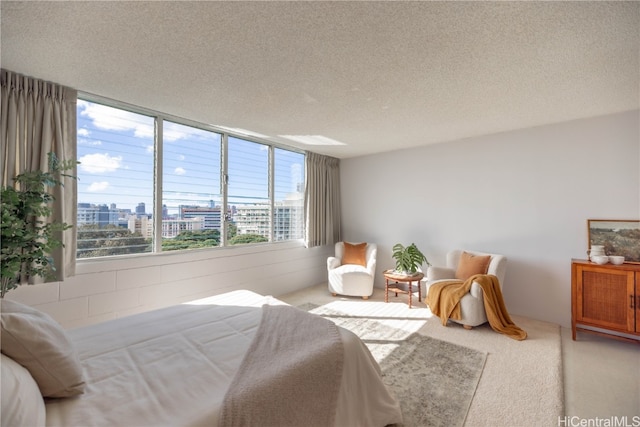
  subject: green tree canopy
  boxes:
[77,224,150,258]
[163,229,220,251]
[228,233,268,245]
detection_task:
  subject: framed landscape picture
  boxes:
[587,219,640,263]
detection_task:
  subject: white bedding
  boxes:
[45,290,402,427]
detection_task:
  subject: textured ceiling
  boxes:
[1,1,638,159]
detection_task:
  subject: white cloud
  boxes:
[174,167,186,175]
[163,122,192,142]
[87,181,110,192]
[78,100,211,144]
[78,128,90,137]
[78,138,102,147]
[79,153,123,173]
[177,155,185,161]
[79,101,155,139]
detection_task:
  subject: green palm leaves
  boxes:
[392,243,429,274]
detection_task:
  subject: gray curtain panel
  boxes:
[1,69,77,281]
[304,152,340,248]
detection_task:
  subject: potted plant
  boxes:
[1,153,77,298]
[392,243,429,275]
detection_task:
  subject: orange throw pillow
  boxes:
[342,242,367,267]
[455,251,491,280]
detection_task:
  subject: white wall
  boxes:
[340,110,640,327]
[7,241,332,329]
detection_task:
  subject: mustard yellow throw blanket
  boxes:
[426,274,527,340]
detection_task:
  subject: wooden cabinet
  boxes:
[571,259,640,342]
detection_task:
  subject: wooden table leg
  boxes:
[418,279,422,302]
[408,281,413,308]
[385,278,389,303]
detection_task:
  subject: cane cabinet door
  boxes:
[575,264,635,333]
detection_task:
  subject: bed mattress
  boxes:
[44,290,402,427]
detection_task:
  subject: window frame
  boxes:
[77,92,306,260]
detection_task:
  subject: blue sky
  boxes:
[77,100,304,214]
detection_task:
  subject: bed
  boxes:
[1,290,403,427]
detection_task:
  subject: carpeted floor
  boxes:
[281,284,564,427]
[301,302,487,427]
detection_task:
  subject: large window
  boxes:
[162,121,222,251]
[227,137,269,245]
[76,100,154,258]
[274,148,305,241]
[76,98,304,259]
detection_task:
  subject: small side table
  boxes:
[383,270,425,308]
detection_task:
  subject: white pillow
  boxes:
[0,299,86,397]
[1,353,46,427]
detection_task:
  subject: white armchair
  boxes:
[327,242,377,299]
[425,249,507,328]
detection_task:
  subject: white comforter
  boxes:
[45,290,402,427]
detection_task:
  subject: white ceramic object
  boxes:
[589,245,606,260]
[609,256,625,265]
[592,255,609,265]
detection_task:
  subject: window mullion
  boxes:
[221,134,229,246]
[154,117,163,253]
[269,146,275,242]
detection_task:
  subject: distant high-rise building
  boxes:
[162,217,204,238]
[97,204,110,227]
[233,192,303,241]
[275,192,304,241]
[234,205,270,237]
[179,205,222,231]
[77,203,100,225]
[128,216,153,239]
[77,203,127,228]
[136,202,146,216]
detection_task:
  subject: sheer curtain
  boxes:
[304,152,341,248]
[1,69,77,281]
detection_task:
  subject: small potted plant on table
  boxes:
[391,242,429,275]
[385,243,430,307]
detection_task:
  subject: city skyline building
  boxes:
[77,189,303,242]
[162,217,204,238]
[179,204,222,231]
